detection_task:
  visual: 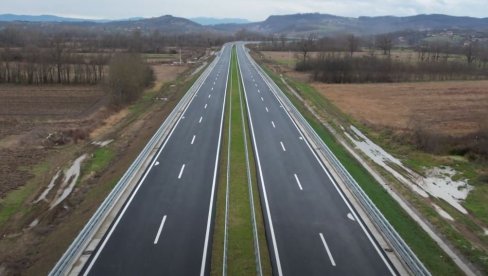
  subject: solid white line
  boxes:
[294,174,303,190]
[83,45,221,275]
[237,45,283,276]
[261,97,264,101]
[204,104,208,109]
[265,107,269,112]
[153,215,167,244]
[199,45,231,276]
[191,135,196,145]
[280,141,286,152]
[199,116,203,123]
[178,164,186,179]
[248,49,396,274]
[320,233,336,266]
[271,121,276,128]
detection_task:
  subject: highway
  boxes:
[235,43,397,275]
[81,44,231,275]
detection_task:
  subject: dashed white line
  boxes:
[199,116,203,123]
[204,104,208,109]
[178,164,186,179]
[153,215,167,244]
[208,94,212,99]
[319,233,336,266]
[258,89,260,93]
[255,83,258,87]
[191,135,196,145]
[265,107,269,112]
[280,141,286,152]
[293,174,303,190]
[271,121,276,128]
[154,161,160,166]
[347,213,356,221]
[211,87,214,91]
[261,97,264,101]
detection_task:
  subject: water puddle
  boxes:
[34,170,61,203]
[91,139,113,147]
[432,204,455,221]
[49,154,87,209]
[345,125,472,214]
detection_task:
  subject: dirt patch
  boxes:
[315,81,488,137]
[151,64,188,90]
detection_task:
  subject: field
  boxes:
[315,81,488,137]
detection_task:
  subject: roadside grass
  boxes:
[261,66,463,275]
[84,147,116,174]
[211,47,271,275]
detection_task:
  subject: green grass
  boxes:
[262,66,463,275]
[211,46,271,275]
[0,162,50,226]
[84,147,116,174]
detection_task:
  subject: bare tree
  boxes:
[299,33,316,62]
[376,34,393,56]
[346,34,359,56]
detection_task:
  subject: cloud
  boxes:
[0,0,486,21]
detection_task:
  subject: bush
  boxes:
[106,53,154,106]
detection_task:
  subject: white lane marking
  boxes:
[213,81,216,85]
[178,164,186,179]
[83,48,219,275]
[204,104,208,109]
[271,121,276,128]
[255,83,258,87]
[199,46,230,276]
[347,213,356,221]
[294,174,303,190]
[237,46,283,276]
[211,87,214,91]
[320,233,336,266]
[191,135,196,145]
[181,116,185,119]
[208,94,212,99]
[199,116,203,123]
[258,89,260,93]
[154,161,160,166]
[261,97,264,102]
[265,107,269,112]
[280,141,286,152]
[299,136,303,140]
[153,215,167,244]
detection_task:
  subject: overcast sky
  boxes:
[1,0,486,21]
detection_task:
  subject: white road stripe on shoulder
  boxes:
[191,135,196,145]
[280,141,286,152]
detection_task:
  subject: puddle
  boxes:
[432,204,455,221]
[49,154,87,209]
[91,139,113,147]
[34,170,61,203]
[345,125,473,214]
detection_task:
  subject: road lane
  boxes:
[236,43,396,276]
[82,44,231,276]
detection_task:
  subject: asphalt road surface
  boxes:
[235,43,397,276]
[81,44,231,276]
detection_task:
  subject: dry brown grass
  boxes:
[151,64,188,90]
[314,81,488,137]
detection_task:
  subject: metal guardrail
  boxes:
[50,51,221,276]
[244,48,430,276]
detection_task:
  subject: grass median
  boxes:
[211,46,271,275]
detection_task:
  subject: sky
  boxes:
[1,0,486,21]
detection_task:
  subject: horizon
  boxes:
[1,0,487,21]
[1,11,487,23]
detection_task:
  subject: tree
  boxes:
[464,41,479,64]
[346,34,359,56]
[299,33,316,62]
[376,34,393,56]
[107,53,154,106]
